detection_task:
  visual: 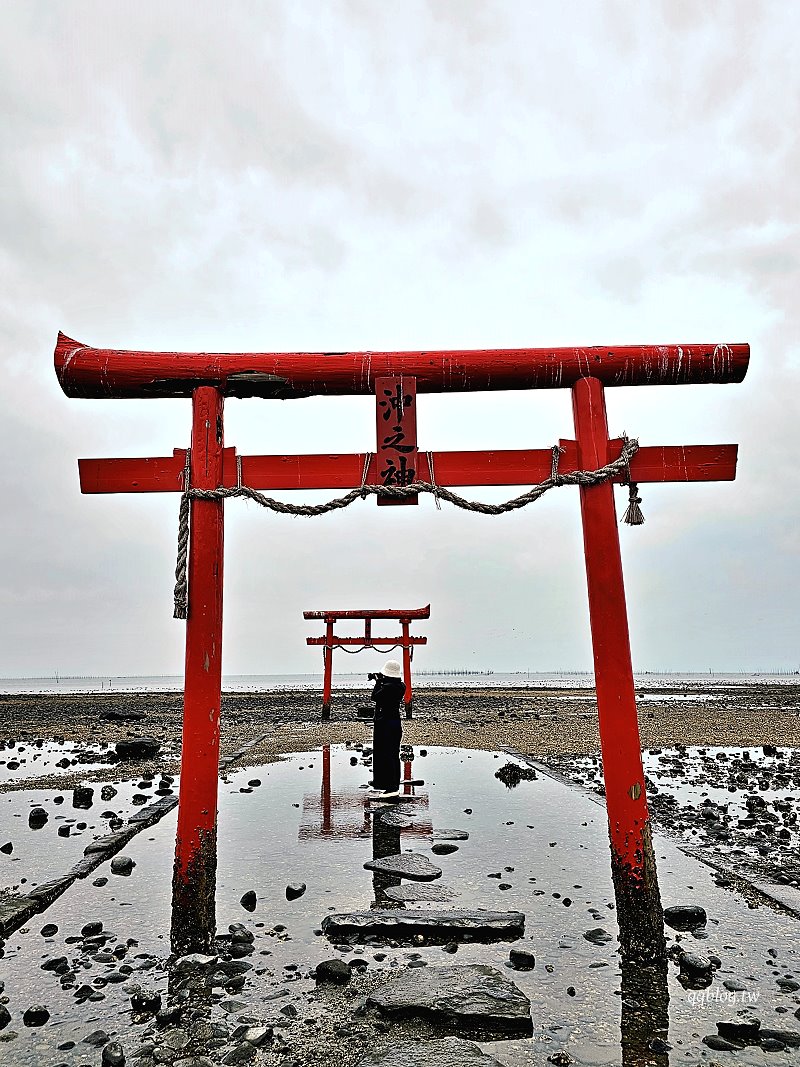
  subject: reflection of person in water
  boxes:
[370,809,402,908]
[368,660,404,798]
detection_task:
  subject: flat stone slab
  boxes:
[375,809,416,829]
[364,853,442,881]
[432,829,470,842]
[367,964,532,1036]
[384,883,459,903]
[0,894,39,938]
[358,1037,504,1066]
[321,909,524,943]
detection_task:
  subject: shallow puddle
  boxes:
[0,745,798,1065]
[0,741,118,785]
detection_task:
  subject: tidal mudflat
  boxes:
[1,681,799,1065]
[0,743,797,1066]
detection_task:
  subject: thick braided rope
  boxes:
[173,437,639,618]
[173,451,192,619]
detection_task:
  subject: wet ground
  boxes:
[545,746,800,899]
[3,682,800,771]
[1,744,799,1066]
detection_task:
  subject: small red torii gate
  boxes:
[54,332,749,957]
[304,605,430,719]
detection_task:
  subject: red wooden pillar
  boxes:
[322,618,334,720]
[402,758,413,795]
[171,386,225,955]
[572,377,665,961]
[401,619,413,719]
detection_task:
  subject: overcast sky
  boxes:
[1,1,798,678]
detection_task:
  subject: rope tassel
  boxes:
[622,482,645,526]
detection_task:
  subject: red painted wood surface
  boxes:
[401,620,413,717]
[375,375,418,507]
[172,387,225,923]
[322,618,334,719]
[307,636,428,645]
[304,606,431,620]
[79,443,738,495]
[55,332,750,399]
[571,377,649,878]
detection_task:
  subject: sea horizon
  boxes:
[1,669,798,696]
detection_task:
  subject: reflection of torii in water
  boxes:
[298,745,431,840]
[298,745,431,909]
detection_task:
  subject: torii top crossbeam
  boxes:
[55,332,748,398]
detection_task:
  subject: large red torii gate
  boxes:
[55,332,749,956]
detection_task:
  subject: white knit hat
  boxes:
[381,660,402,678]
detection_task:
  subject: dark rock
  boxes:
[101,785,118,801]
[678,951,713,987]
[101,707,146,721]
[228,923,255,944]
[431,843,459,856]
[240,891,257,912]
[663,905,707,931]
[315,959,352,984]
[93,877,108,887]
[110,855,136,876]
[364,853,442,881]
[40,923,58,937]
[22,1005,50,1027]
[583,928,613,946]
[115,738,161,760]
[222,1043,257,1064]
[508,947,536,971]
[0,1005,10,1030]
[82,920,104,938]
[384,883,458,904]
[717,1019,761,1043]
[217,960,252,977]
[155,1004,183,1026]
[0,841,12,854]
[357,1037,504,1066]
[72,786,94,809]
[323,909,524,943]
[367,965,532,1035]
[760,1038,786,1051]
[703,1035,743,1051]
[286,883,306,900]
[42,956,69,972]
[84,1029,110,1046]
[28,806,48,828]
[758,1029,800,1049]
[131,989,162,1014]
[494,763,537,788]
[102,1042,126,1067]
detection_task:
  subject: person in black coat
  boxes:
[369,660,405,797]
